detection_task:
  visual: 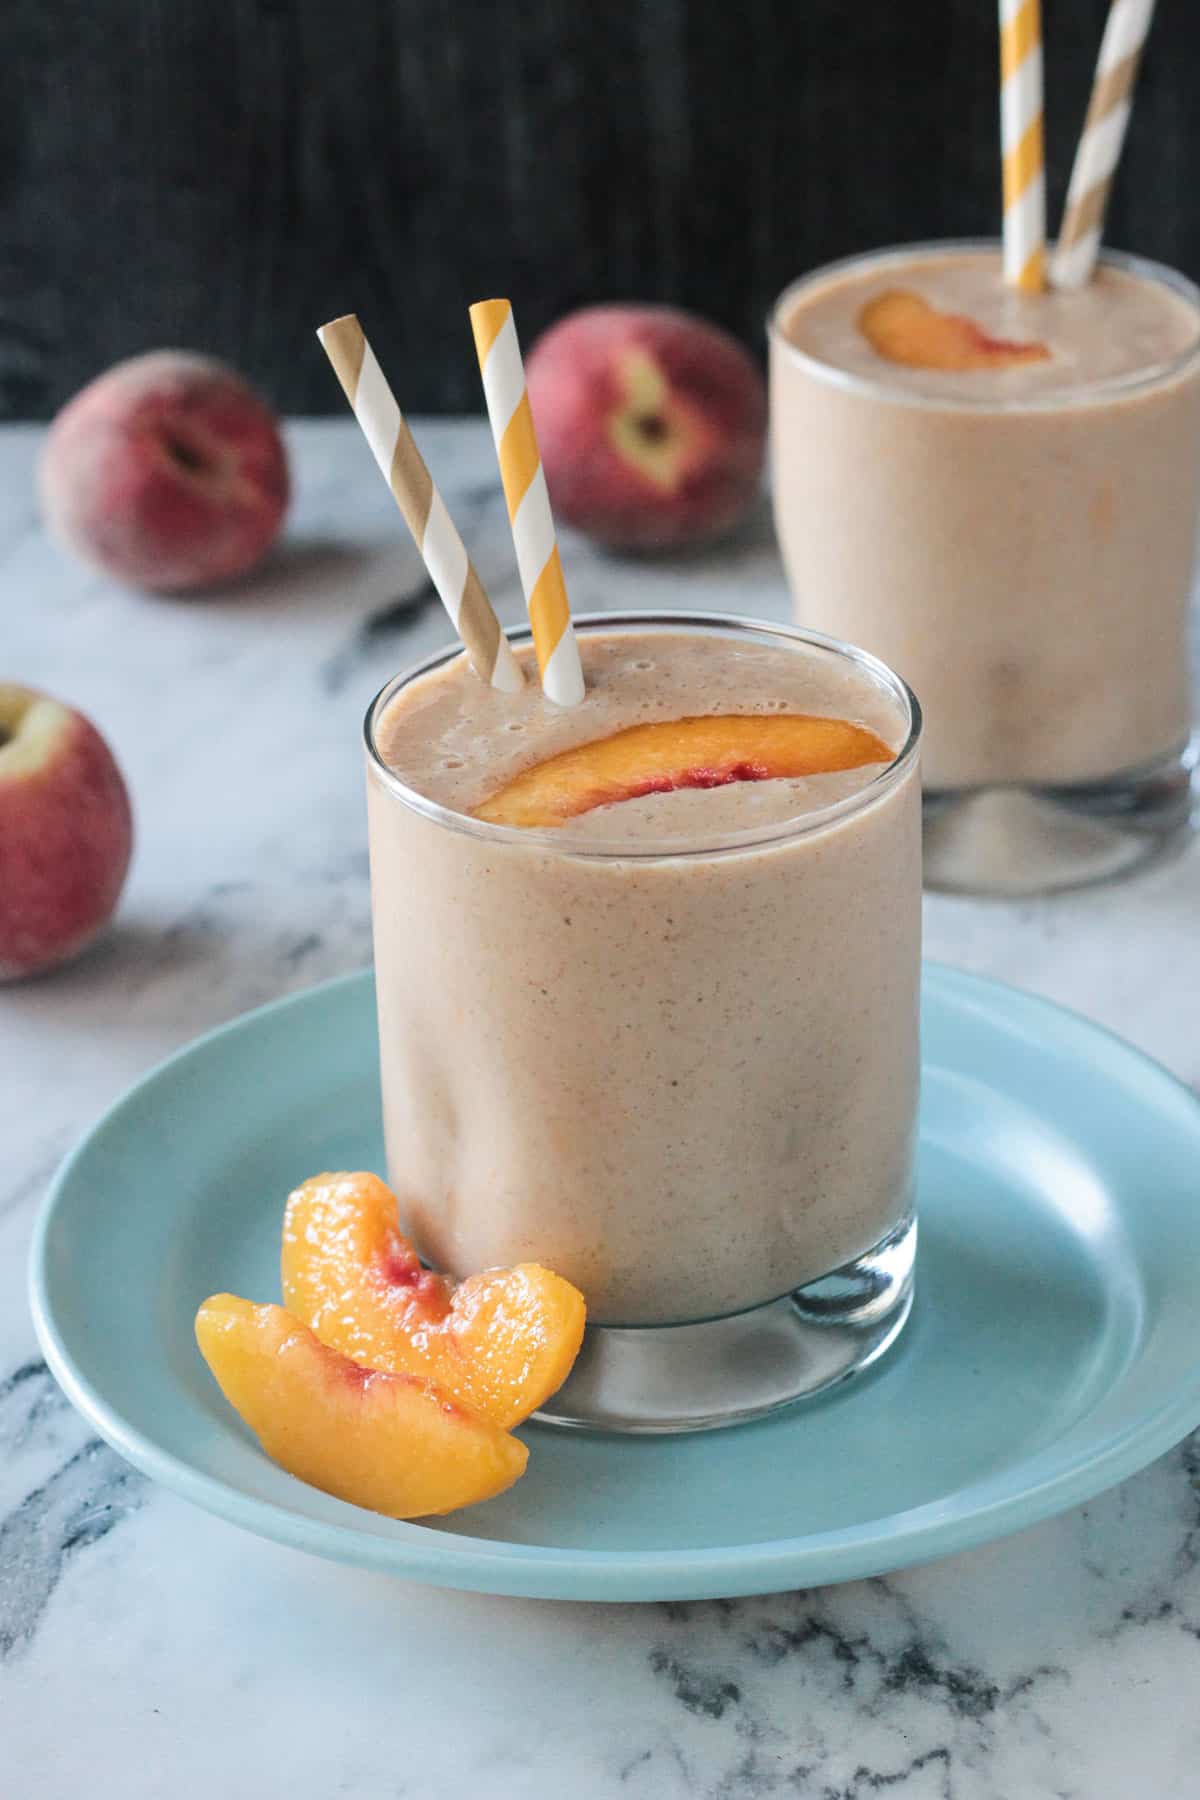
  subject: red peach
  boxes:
[526,305,766,552]
[0,685,133,980]
[39,351,289,593]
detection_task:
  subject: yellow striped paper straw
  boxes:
[317,314,524,694]
[999,0,1047,291]
[469,300,585,709]
[1052,0,1156,289]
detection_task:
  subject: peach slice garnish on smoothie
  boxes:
[282,1172,586,1429]
[195,1295,528,1517]
[858,290,1050,372]
[472,713,894,830]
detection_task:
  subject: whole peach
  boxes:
[0,685,133,980]
[39,351,289,593]
[526,305,766,552]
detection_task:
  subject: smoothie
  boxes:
[770,245,1200,793]
[366,616,921,1328]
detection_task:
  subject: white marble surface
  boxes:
[2,419,1200,1799]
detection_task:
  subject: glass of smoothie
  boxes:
[364,612,922,1431]
[769,242,1200,895]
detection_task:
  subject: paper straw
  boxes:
[1051,0,1156,289]
[317,314,524,694]
[469,300,585,709]
[999,0,1047,291]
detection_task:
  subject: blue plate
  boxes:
[28,966,1200,1603]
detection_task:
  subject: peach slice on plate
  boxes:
[195,1295,528,1518]
[472,712,895,830]
[282,1172,586,1429]
[858,290,1050,372]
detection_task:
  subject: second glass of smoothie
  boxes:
[770,242,1200,894]
[365,613,922,1431]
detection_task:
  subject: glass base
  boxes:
[534,1213,916,1435]
[922,742,1197,898]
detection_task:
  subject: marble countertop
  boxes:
[3,419,1199,1799]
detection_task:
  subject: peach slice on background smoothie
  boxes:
[858,290,1050,372]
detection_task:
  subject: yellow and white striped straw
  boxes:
[317,314,524,694]
[1052,0,1156,289]
[999,0,1047,291]
[469,300,585,709]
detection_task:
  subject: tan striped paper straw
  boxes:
[469,300,585,709]
[1051,0,1156,289]
[999,0,1047,291]
[317,314,524,694]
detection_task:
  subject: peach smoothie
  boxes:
[771,245,1200,793]
[365,615,921,1328]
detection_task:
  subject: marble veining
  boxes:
[2,1436,146,1663]
[2,421,1200,1798]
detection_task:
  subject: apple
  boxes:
[0,685,133,980]
[39,351,289,593]
[525,304,766,552]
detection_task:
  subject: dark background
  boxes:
[2,0,1195,420]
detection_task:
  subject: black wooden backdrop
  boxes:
[3,0,1196,419]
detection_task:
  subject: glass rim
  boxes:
[767,240,1200,413]
[364,610,922,862]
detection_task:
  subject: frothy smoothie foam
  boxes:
[366,618,921,1332]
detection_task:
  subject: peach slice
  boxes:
[858,290,1050,372]
[281,1172,586,1429]
[195,1295,528,1518]
[472,713,894,829]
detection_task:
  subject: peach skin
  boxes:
[281,1173,586,1429]
[195,1295,528,1518]
[858,290,1050,372]
[525,304,766,551]
[471,713,895,830]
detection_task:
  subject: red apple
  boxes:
[0,686,133,980]
[39,351,289,593]
[525,305,766,552]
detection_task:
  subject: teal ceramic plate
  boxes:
[29,966,1200,1603]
